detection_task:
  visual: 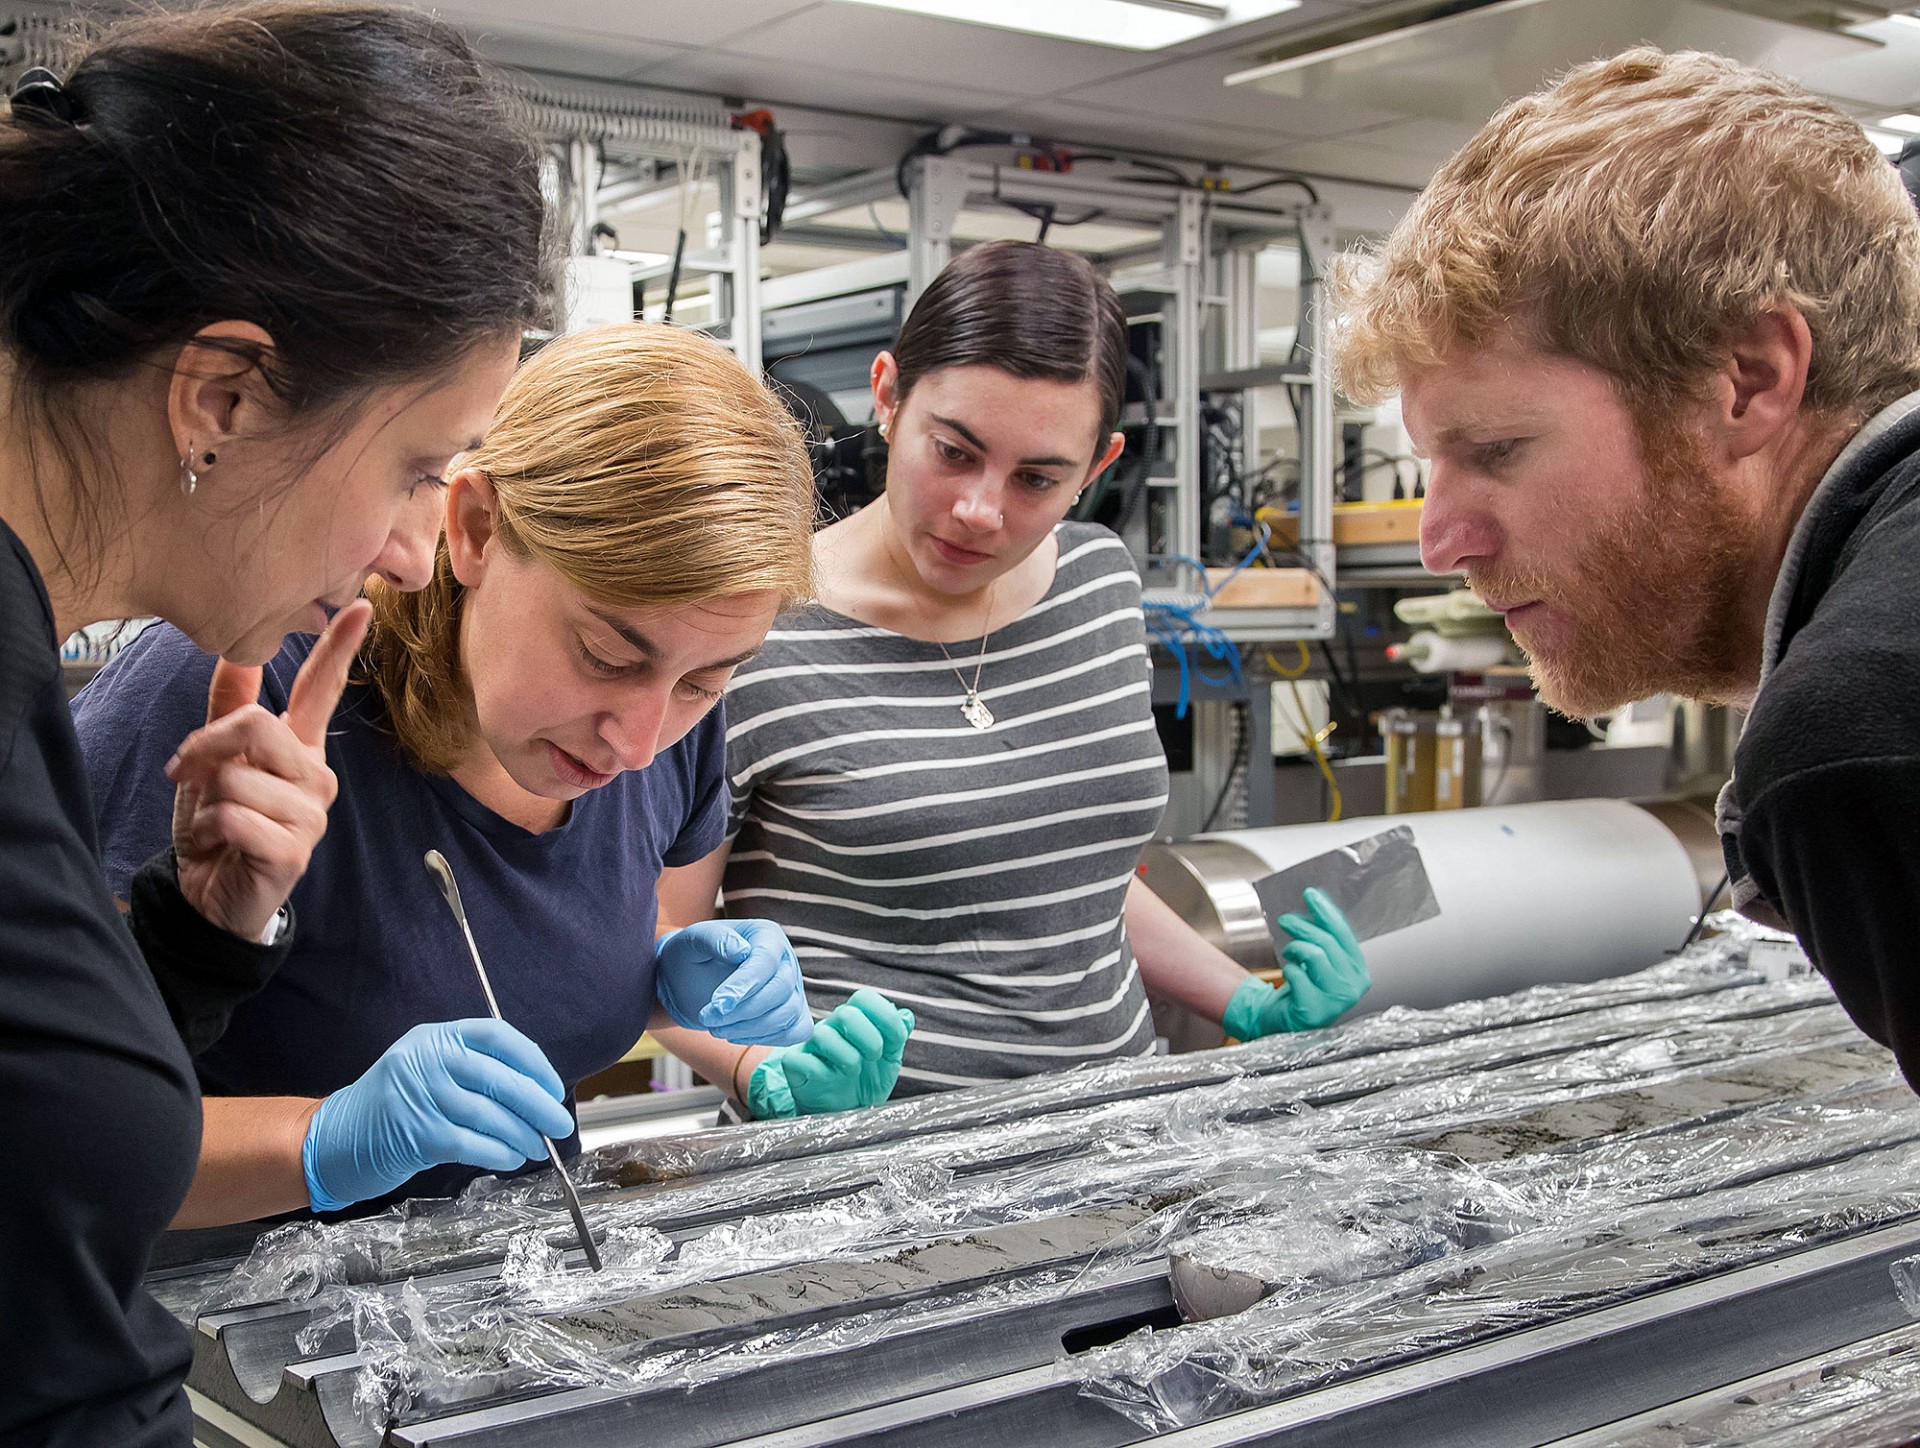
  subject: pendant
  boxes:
[961,692,995,730]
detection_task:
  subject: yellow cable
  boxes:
[1262,643,1342,822]
[1263,640,1312,679]
[1294,687,1343,823]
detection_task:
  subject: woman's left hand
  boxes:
[1223,888,1372,1037]
[164,600,370,942]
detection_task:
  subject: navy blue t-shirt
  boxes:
[71,624,729,1210]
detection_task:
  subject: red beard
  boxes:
[1470,424,1762,719]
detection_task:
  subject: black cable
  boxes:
[1087,351,1162,534]
[1341,451,1417,497]
[1202,701,1249,832]
[1226,175,1320,204]
[1316,639,1363,749]
[1344,625,1362,735]
[662,227,686,324]
[1261,537,1339,602]
[1677,871,1732,954]
[895,128,1070,199]
[1068,152,1196,187]
[892,129,1333,218]
[761,124,789,244]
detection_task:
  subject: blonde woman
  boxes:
[74,324,911,1225]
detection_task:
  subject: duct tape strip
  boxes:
[1252,826,1440,954]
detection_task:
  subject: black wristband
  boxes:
[128,849,296,1057]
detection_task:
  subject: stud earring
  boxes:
[877,419,890,439]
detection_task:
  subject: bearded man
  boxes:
[1333,47,1920,1086]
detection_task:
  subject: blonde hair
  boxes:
[362,322,816,773]
[1331,48,1920,424]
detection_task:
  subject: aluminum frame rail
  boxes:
[160,949,1920,1447]
[514,77,763,372]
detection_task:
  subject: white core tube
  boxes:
[1153,799,1704,1014]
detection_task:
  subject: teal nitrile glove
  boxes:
[655,917,812,1047]
[745,988,916,1120]
[1223,888,1372,1039]
[302,1019,574,1212]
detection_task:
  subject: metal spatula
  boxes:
[423,849,603,1271]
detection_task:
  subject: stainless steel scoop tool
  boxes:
[423,848,603,1271]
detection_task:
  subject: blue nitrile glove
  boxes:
[302,1019,574,1212]
[1222,888,1372,1039]
[746,988,916,1120]
[654,917,812,1047]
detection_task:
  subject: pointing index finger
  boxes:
[284,599,371,749]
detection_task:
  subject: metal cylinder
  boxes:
[1140,798,1712,1015]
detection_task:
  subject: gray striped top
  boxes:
[722,522,1170,1094]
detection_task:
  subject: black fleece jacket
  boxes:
[1719,392,1920,1090]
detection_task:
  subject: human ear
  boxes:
[1716,307,1813,461]
[871,351,902,433]
[166,320,279,467]
[443,469,499,587]
[1089,430,1126,480]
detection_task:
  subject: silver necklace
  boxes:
[933,580,998,730]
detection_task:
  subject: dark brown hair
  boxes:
[892,241,1129,440]
[0,2,559,563]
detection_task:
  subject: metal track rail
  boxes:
[745,1220,1920,1448]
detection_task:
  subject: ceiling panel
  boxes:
[459,22,693,82]
[712,4,1164,97]
[631,44,1015,118]
[1250,129,1468,190]
[1781,15,1920,112]
[962,95,1321,162]
[1052,51,1408,139]
[425,0,1918,207]
[433,0,819,49]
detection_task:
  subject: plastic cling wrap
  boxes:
[583,921,1779,1186]
[1073,1095,1920,1432]
[317,1026,1910,1424]
[203,959,1842,1312]
[180,923,1893,1438]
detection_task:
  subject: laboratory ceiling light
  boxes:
[1879,112,1920,134]
[831,0,1301,52]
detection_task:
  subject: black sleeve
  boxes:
[1739,754,1920,1089]
[127,848,296,1057]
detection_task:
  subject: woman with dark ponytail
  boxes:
[0,5,553,1440]
[662,240,1372,1104]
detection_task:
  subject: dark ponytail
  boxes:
[891,241,1129,440]
[1,3,557,395]
[0,2,559,563]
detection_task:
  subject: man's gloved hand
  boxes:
[303,1019,574,1212]
[1222,888,1372,1039]
[746,989,915,1120]
[655,918,812,1047]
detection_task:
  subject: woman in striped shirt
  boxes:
[657,241,1370,1102]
